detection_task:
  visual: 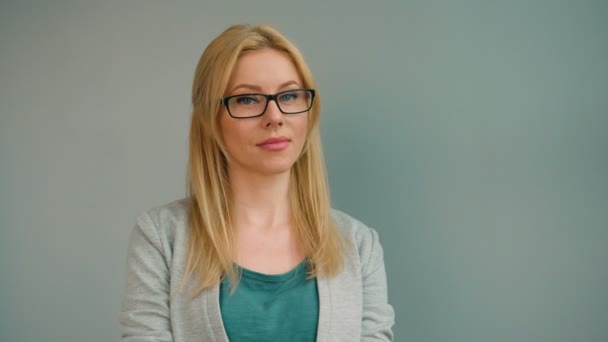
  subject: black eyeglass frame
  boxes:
[221,88,316,119]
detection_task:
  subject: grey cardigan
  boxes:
[119,198,394,341]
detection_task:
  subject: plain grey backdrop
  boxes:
[1,0,607,341]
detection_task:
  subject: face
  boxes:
[219,48,309,177]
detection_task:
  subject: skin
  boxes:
[219,48,309,274]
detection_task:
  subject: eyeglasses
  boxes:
[221,88,316,119]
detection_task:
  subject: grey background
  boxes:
[1,0,607,341]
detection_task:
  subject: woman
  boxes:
[120,24,394,341]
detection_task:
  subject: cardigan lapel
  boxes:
[316,275,332,341]
[204,284,229,342]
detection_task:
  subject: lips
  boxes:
[258,136,290,145]
[257,136,290,151]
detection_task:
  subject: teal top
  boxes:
[219,261,319,341]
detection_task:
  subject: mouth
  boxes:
[257,136,290,151]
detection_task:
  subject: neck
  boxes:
[228,165,292,230]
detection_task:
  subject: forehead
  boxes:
[227,48,302,91]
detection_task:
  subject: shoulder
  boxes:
[331,208,379,244]
[140,197,190,228]
[132,197,191,247]
[331,208,384,270]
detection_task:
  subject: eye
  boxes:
[234,95,259,105]
[278,92,298,102]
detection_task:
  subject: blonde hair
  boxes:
[182,24,345,296]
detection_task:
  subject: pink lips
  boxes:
[257,136,290,151]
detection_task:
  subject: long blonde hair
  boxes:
[183,24,345,296]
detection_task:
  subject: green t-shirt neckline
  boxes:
[219,260,319,341]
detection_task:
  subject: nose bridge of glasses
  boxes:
[265,93,284,113]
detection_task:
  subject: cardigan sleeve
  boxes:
[119,212,173,342]
[361,227,395,341]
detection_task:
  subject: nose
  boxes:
[262,99,284,127]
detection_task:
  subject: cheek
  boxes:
[219,113,244,155]
[291,112,307,130]
[297,115,309,139]
[223,126,245,153]
[289,116,309,155]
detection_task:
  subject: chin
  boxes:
[261,165,294,176]
[257,159,297,175]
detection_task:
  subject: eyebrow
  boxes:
[228,80,300,94]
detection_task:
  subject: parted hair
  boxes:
[182,24,345,296]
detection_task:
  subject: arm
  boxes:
[361,228,395,341]
[119,212,173,342]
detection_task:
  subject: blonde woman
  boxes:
[120,24,394,341]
